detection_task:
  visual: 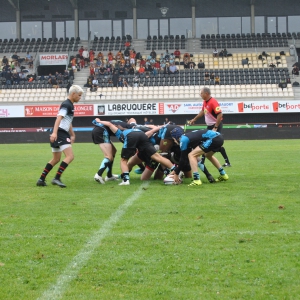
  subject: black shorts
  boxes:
[121,131,157,159]
[207,122,223,133]
[200,135,224,153]
[137,151,159,171]
[50,128,71,148]
[92,126,111,144]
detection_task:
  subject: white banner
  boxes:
[0,106,24,118]
[96,103,159,116]
[39,54,68,66]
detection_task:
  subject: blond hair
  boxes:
[69,85,84,95]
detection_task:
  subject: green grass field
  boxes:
[0,140,299,300]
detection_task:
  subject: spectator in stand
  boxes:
[189,59,196,69]
[97,51,104,61]
[174,48,181,59]
[124,47,130,60]
[183,58,190,69]
[25,51,33,63]
[117,62,123,74]
[169,62,178,74]
[164,49,170,61]
[89,63,95,76]
[183,52,190,61]
[169,53,175,64]
[130,50,136,65]
[150,49,157,59]
[82,48,89,67]
[269,61,276,68]
[124,59,131,69]
[11,52,20,63]
[89,49,95,63]
[153,59,160,72]
[123,78,129,87]
[139,57,146,67]
[198,59,205,69]
[210,72,215,81]
[108,51,114,65]
[85,76,93,88]
[117,77,124,87]
[292,65,299,76]
[213,48,218,57]
[63,70,69,80]
[99,65,107,76]
[128,65,135,75]
[79,46,84,58]
[112,70,119,87]
[138,65,145,74]
[2,56,8,66]
[144,117,150,125]
[204,72,210,82]
[163,117,169,125]
[133,75,140,87]
[92,76,99,87]
[222,48,228,57]
[215,75,220,85]
[12,71,20,84]
[56,72,64,85]
[49,76,58,88]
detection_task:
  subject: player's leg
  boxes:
[140,167,155,180]
[119,148,136,185]
[215,123,231,167]
[95,143,115,184]
[36,151,62,186]
[205,152,229,182]
[220,146,231,167]
[52,145,74,187]
[188,146,204,186]
[127,153,143,171]
[106,142,118,180]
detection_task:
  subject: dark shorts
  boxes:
[137,151,159,171]
[121,131,157,160]
[92,126,111,144]
[207,122,223,133]
[50,129,71,148]
[200,135,224,153]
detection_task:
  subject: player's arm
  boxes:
[189,110,204,125]
[69,124,75,143]
[144,125,163,138]
[50,115,63,142]
[94,118,119,134]
[213,112,223,131]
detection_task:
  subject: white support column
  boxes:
[74,8,79,38]
[133,7,137,39]
[192,6,196,38]
[251,4,255,34]
[16,9,21,39]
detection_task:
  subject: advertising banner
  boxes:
[96,103,159,116]
[39,54,68,66]
[24,105,94,117]
[0,106,24,118]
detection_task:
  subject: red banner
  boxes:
[24,105,94,117]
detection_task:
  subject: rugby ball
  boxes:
[163,173,183,185]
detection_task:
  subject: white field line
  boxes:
[37,181,149,300]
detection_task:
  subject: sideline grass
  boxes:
[0,140,299,300]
